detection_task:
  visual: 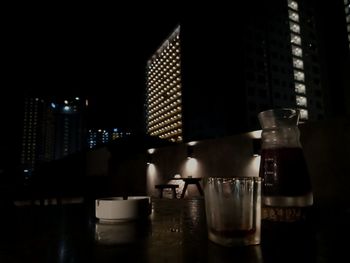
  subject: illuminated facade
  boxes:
[145,1,329,141]
[21,98,42,172]
[288,0,308,120]
[21,97,87,172]
[244,0,325,127]
[88,128,131,148]
[145,26,183,142]
[345,0,350,49]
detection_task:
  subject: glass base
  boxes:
[262,192,313,207]
[208,230,260,247]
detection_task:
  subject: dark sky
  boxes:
[1,0,348,168]
[3,3,181,112]
[1,4,181,168]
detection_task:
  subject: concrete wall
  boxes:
[87,117,350,206]
[146,117,350,205]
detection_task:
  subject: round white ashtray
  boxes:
[95,196,151,222]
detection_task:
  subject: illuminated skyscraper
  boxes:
[345,0,350,49]
[21,97,87,173]
[145,0,329,142]
[145,26,183,142]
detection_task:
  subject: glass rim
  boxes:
[207,177,261,181]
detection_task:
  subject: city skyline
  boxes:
[0,5,180,170]
[1,0,349,170]
[145,0,349,143]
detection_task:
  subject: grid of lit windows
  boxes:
[88,128,130,148]
[288,0,308,120]
[21,98,40,170]
[345,0,350,49]
[146,25,183,142]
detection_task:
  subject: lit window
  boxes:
[292,45,303,57]
[288,10,299,22]
[299,109,308,120]
[290,22,300,34]
[288,0,298,10]
[294,70,305,82]
[293,58,304,69]
[296,95,307,107]
[290,33,301,45]
[295,83,306,94]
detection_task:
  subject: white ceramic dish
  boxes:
[95,196,151,222]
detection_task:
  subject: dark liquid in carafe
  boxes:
[259,147,311,197]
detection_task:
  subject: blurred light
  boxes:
[63,106,70,111]
[51,103,56,109]
[147,148,155,154]
[247,130,262,139]
[185,158,198,175]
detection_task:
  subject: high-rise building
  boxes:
[87,128,131,149]
[21,97,87,173]
[345,0,350,49]
[145,26,183,143]
[145,0,330,142]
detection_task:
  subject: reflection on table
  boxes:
[0,198,346,262]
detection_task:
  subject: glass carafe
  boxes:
[258,108,313,208]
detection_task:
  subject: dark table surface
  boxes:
[0,198,349,263]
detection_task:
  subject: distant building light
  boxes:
[64,100,69,104]
[113,128,118,132]
[51,103,56,109]
[24,169,29,173]
[75,97,80,100]
[63,106,71,111]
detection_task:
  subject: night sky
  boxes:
[0,0,348,169]
[1,3,181,168]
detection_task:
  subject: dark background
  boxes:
[0,3,181,169]
[0,0,349,169]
